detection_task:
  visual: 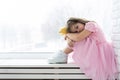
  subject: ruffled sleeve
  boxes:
[85,22,98,33]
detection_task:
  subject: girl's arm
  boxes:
[65,36,75,47]
[66,29,92,42]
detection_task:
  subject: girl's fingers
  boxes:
[68,40,74,47]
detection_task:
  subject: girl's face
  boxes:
[70,23,85,33]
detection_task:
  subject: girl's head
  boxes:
[66,17,90,33]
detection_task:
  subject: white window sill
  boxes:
[0,59,76,67]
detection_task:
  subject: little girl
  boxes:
[48,17,118,80]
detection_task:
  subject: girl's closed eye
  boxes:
[74,31,78,33]
[75,26,78,29]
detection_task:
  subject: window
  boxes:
[0,0,112,53]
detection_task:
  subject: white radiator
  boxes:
[0,59,91,79]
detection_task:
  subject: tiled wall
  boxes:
[112,0,120,77]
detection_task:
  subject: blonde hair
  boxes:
[66,17,91,33]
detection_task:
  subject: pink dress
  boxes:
[71,22,118,80]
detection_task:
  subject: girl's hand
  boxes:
[66,38,75,47]
[64,35,67,40]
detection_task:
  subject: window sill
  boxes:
[0,59,76,67]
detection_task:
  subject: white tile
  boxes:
[112,34,120,40]
[113,41,120,49]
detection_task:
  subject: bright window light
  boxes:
[0,0,112,52]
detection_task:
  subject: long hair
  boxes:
[66,17,91,33]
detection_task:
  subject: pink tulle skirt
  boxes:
[71,38,118,80]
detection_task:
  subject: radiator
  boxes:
[0,59,91,79]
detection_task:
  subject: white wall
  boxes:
[112,0,120,78]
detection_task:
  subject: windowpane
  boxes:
[0,0,112,52]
